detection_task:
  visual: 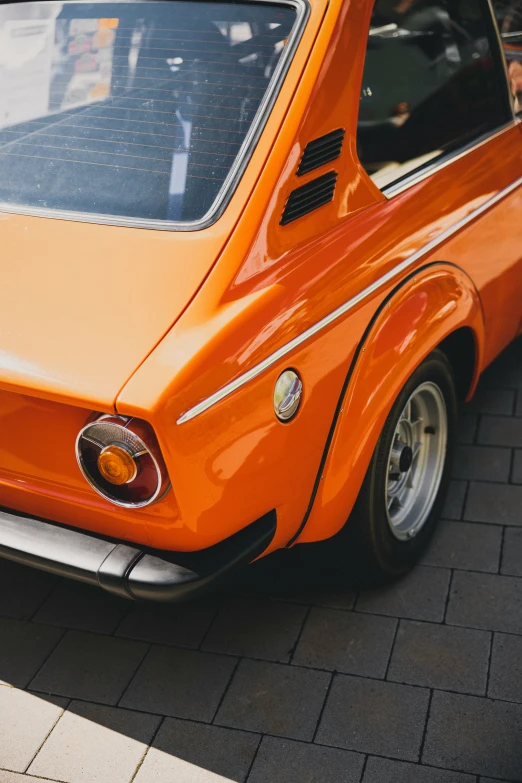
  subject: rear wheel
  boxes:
[347,349,457,581]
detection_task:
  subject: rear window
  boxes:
[0,0,301,228]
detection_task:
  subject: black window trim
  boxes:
[488,0,522,116]
[493,0,522,117]
[0,0,310,232]
[356,0,518,200]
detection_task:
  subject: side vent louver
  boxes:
[280,171,337,225]
[297,129,345,176]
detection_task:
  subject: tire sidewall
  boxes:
[365,350,457,577]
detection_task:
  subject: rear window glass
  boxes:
[0,0,299,227]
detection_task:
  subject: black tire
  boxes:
[346,348,457,583]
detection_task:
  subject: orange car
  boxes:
[0,0,521,601]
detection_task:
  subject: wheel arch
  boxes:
[292,262,485,546]
[438,326,479,402]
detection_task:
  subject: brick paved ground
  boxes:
[1,338,522,783]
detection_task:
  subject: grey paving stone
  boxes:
[387,620,490,695]
[215,659,330,740]
[516,390,522,416]
[481,366,522,391]
[120,646,236,722]
[478,415,522,447]
[33,580,128,634]
[446,571,522,634]
[268,582,357,610]
[363,756,476,782]
[356,566,450,622]
[202,597,306,663]
[0,772,57,782]
[0,560,56,620]
[423,690,522,779]
[116,601,216,648]
[421,520,502,573]
[0,687,64,772]
[28,700,160,783]
[248,736,364,783]
[464,482,522,526]
[316,674,429,760]
[452,446,511,482]
[134,717,259,783]
[456,414,478,445]
[511,450,522,484]
[501,527,522,577]
[0,618,62,688]
[30,629,147,705]
[292,607,397,678]
[27,692,70,709]
[442,480,467,520]
[488,633,522,703]
[235,548,357,610]
[466,387,516,416]
[481,342,522,390]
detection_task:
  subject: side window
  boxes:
[492,1,522,112]
[357,0,512,191]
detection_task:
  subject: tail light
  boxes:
[76,415,170,508]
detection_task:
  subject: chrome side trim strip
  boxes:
[0,0,309,233]
[177,174,522,424]
[383,121,515,198]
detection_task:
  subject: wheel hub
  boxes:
[390,442,413,475]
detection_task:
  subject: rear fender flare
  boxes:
[293,263,484,545]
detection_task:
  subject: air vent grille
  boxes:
[281,171,337,225]
[296,129,345,176]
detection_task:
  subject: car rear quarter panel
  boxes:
[295,265,484,544]
[117,0,522,551]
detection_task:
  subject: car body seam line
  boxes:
[176,173,522,424]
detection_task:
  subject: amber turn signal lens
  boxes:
[97,445,137,485]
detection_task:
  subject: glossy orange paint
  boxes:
[1,0,522,559]
[296,267,485,544]
[0,0,328,411]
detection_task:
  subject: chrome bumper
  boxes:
[0,507,276,602]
